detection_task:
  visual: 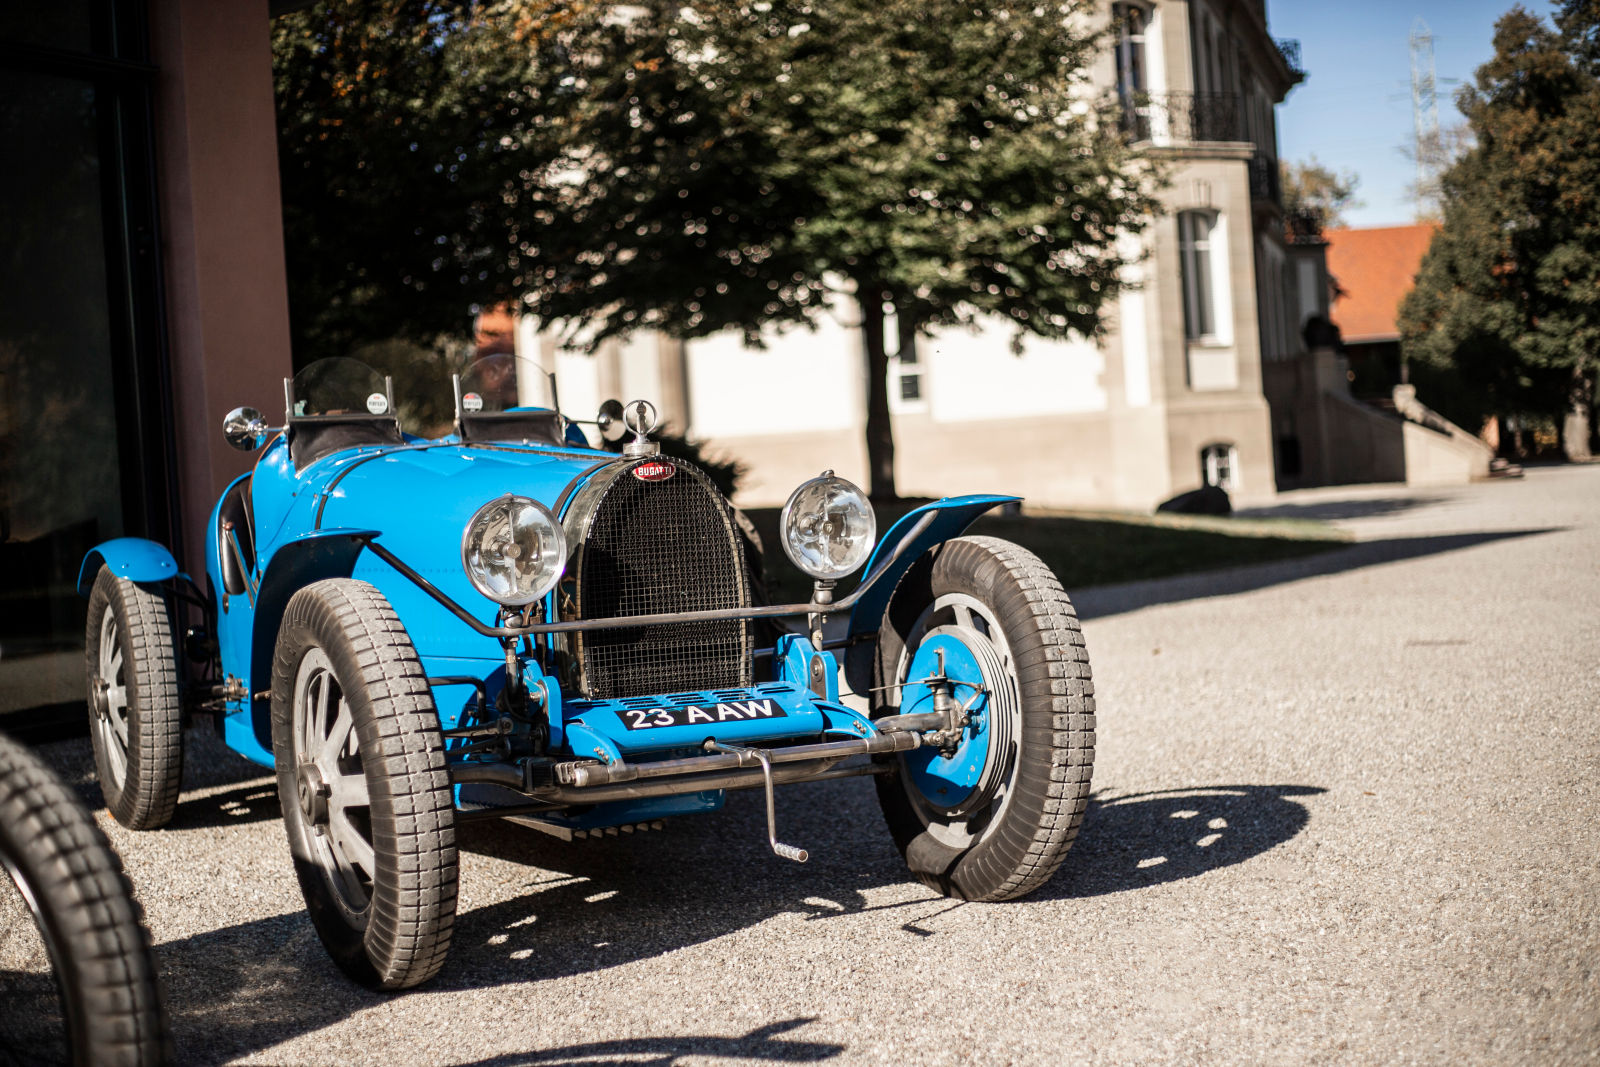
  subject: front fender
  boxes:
[78,538,180,596]
[842,494,1018,695]
[242,529,378,749]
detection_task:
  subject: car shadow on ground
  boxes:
[150,777,1321,1064]
[1072,528,1560,620]
[450,1018,844,1066]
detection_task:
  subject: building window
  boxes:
[1113,3,1149,138]
[1201,442,1238,490]
[899,372,921,402]
[1179,210,1219,340]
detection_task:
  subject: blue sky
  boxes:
[1269,0,1545,227]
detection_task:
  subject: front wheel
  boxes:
[270,579,457,990]
[873,536,1095,901]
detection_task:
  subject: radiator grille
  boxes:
[575,459,750,698]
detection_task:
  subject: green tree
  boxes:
[519,1,1156,498]
[274,1,1157,497]
[1280,155,1361,232]
[1398,4,1600,454]
[272,1,566,363]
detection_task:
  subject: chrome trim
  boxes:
[357,508,938,641]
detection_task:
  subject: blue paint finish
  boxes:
[562,682,822,756]
[842,494,1019,697]
[521,658,564,752]
[223,707,275,768]
[565,721,625,765]
[815,700,877,739]
[77,538,179,596]
[847,495,1019,640]
[898,634,991,808]
[774,634,840,703]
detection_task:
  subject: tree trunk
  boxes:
[858,284,897,500]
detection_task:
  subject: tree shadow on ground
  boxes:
[150,776,1321,1063]
[1043,785,1325,900]
[1071,528,1560,620]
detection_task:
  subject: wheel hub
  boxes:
[297,762,331,829]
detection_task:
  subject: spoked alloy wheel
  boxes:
[289,649,376,926]
[83,570,182,830]
[874,536,1096,901]
[271,579,457,991]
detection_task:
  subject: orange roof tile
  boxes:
[1324,224,1439,343]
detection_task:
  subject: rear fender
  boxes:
[843,494,1018,696]
[78,538,180,597]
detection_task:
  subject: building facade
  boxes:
[545,0,1307,508]
[0,0,292,729]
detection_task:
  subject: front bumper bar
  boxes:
[450,711,945,806]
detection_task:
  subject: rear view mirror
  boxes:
[596,399,628,443]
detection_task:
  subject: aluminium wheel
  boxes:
[83,568,182,830]
[872,536,1095,901]
[270,579,457,990]
[0,731,172,1066]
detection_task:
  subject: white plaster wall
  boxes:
[552,348,599,427]
[686,309,860,438]
[923,318,1108,422]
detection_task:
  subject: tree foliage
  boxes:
[523,0,1157,497]
[273,1,566,362]
[1280,155,1361,232]
[1398,3,1600,447]
[274,1,1156,497]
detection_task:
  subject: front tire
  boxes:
[270,579,457,990]
[0,731,172,1065]
[873,536,1095,901]
[84,569,182,830]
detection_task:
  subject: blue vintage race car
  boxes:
[78,356,1096,989]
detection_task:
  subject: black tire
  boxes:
[84,569,182,830]
[872,535,1095,901]
[0,732,172,1066]
[270,579,457,990]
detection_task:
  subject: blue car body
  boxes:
[82,410,1012,835]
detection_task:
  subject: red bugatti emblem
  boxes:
[632,460,676,482]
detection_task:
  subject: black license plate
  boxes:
[618,699,787,731]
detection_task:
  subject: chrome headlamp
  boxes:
[461,495,567,607]
[780,472,876,580]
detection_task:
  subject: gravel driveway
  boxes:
[19,465,1600,1065]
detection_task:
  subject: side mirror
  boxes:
[223,407,272,452]
[595,399,628,443]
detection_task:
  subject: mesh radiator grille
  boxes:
[575,460,750,698]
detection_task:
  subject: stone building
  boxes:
[544,1,1308,509]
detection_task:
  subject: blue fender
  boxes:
[842,494,1019,696]
[78,538,180,597]
[234,528,379,755]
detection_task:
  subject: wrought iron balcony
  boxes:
[1120,91,1245,145]
[1248,152,1281,205]
[1276,38,1305,79]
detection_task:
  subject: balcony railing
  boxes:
[1121,91,1245,145]
[1248,152,1280,205]
[1276,38,1305,79]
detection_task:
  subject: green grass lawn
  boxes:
[744,501,1351,604]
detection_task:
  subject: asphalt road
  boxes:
[19,465,1600,1065]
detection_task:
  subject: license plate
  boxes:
[619,699,787,731]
